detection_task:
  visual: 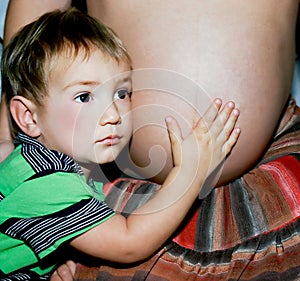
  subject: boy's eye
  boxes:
[75,93,91,103]
[114,89,132,100]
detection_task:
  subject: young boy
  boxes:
[0,8,240,280]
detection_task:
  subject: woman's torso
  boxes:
[88,0,298,185]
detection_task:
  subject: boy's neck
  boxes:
[79,162,99,181]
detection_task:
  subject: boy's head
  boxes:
[1,8,133,174]
[1,8,132,137]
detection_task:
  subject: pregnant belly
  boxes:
[90,0,297,184]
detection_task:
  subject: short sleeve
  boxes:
[0,172,115,260]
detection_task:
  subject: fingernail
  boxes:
[233,109,240,115]
[215,98,222,105]
[166,116,172,123]
[228,101,235,108]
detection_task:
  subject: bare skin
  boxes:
[51,261,76,281]
[1,0,298,184]
[9,90,240,275]
[0,0,71,161]
[87,0,298,184]
[1,1,298,279]
[66,100,240,263]
[48,102,238,281]
[0,0,298,184]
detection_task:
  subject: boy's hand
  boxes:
[50,261,76,281]
[166,98,240,185]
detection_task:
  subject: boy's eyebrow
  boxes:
[119,76,132,84]
[63,76,132,90]
[63,81,100,90]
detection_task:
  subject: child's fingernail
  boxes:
[228,101,235,108]
[215,98,222,105]
[233,109,240,115]
[166,116,172,123]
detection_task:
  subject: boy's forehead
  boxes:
[51,47,115,66]
[48,48,132,87]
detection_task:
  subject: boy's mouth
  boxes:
[96,135,122,145]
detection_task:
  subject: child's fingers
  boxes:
[165,116,183,165]
[223,127,241,155]
[211,101,237,136]
[166,116,183,142]
[218,101,235,124]
[222,108,240,140]
[194,98,222,131]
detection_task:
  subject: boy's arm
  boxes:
[70,100,240,263]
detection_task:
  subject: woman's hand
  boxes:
[50,261,76,281]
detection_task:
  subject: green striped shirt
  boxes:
[0,133,115,279]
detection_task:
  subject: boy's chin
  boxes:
[95,153,121,165]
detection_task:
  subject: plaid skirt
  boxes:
[75,97,300,281]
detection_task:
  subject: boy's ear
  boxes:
[10,96,41,138]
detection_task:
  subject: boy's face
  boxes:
[36,49,132,174]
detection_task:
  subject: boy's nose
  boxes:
[100,103,121,125]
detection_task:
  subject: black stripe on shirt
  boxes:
[14,133,83,176]
[0,198,114,255]
[0,269,50,281]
